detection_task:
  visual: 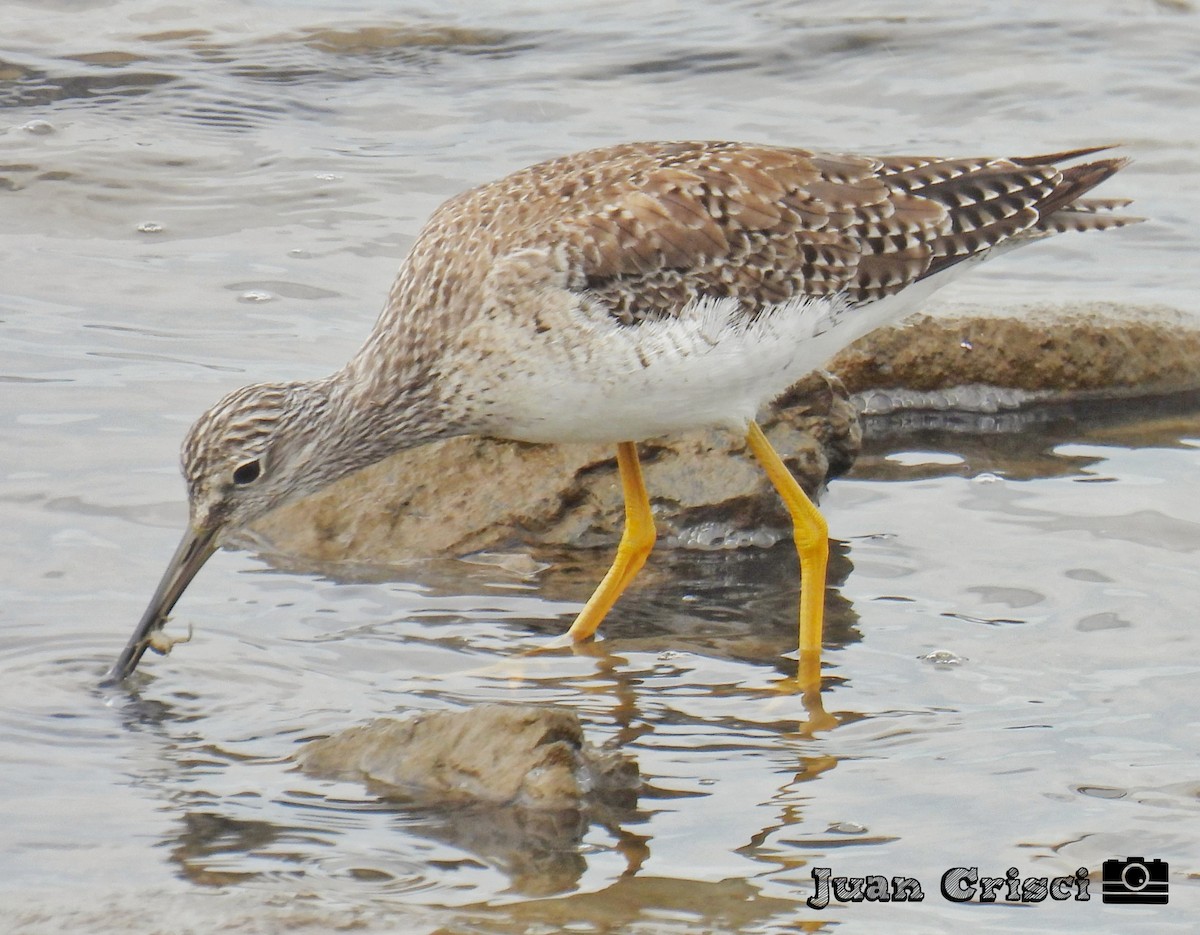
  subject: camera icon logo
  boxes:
[1101,857,1169,904]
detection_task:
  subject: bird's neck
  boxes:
[299,360,464,494]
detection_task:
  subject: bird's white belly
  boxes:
[476,287,936,445]
[502,350,782,444]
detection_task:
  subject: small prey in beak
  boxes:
[102,525,217,685]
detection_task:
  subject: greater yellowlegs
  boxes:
[104,141,1137,683]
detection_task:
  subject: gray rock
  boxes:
[296,703,638,810]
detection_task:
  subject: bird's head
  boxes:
[104,379,334,684]
[181,380,332,536]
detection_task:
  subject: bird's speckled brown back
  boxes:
[381,141,1134,334]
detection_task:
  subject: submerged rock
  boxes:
[297,703,638,810]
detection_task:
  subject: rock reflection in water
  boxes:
[297,704,645,895]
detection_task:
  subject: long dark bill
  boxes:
[101,525,219,685]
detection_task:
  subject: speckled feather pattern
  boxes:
[379,141,1131,324]
[181,141,1136,524]
[343,141,1135,437]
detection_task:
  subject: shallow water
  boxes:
[2,1,1199,932]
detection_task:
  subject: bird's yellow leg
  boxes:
[565,441,656,641]
[744,421,828,669]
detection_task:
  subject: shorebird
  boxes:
[104,140,1137,684]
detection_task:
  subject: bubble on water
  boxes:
[1075,784,1127,800]
[918,649,967,667]
[314,172,343,181]
[854,384,1036,416]
[136,221,164,234]
[886,450,964,467]
[828,821,867,834]
[22,119,55,135]
[748,528,781,548]
[673,521,782,550]
[460,551,548,578]
[288,248,313,258]
[972,471,1004,485]
[239,290,275,303]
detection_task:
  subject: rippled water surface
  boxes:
[3,1,1199,932]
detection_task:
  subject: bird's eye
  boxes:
[232,459,262,485]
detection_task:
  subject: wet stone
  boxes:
[832,302,1200,400]
[296,703,639,810]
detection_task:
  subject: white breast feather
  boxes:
[490,276,947,445]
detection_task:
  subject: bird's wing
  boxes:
[515,142,1135,321]
[398,142,1136,332]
